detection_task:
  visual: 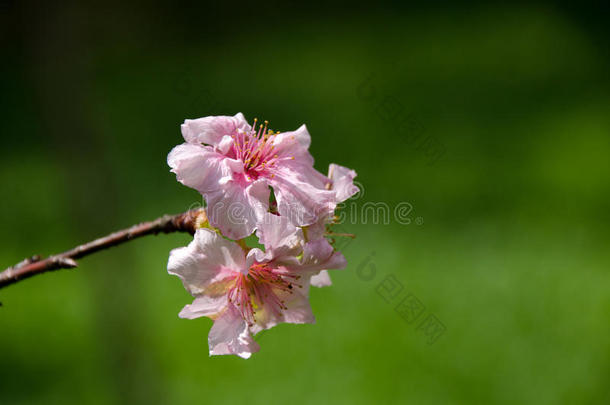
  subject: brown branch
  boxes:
[0,208,207,290]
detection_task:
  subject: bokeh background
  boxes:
[1,1,609,404]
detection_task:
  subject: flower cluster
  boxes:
[167,113,358,358]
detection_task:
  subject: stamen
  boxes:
[230,117,281,175]
[226,263,295,325]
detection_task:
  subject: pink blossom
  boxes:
[168,113,337,239]
[306,163,359,288]
[167,215,346,358]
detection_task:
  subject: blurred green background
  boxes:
[1,1,609,404]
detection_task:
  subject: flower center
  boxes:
[232,119,280,179]
[227,263,301,326]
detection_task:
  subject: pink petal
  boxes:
[208,305,260,359]
[270,167,336,227]
[303,216,331,241]
[280,288,316,325]
[298,164,357,239]
[178,295,228,319]
[270,124,314,165]
[250,281,315,334]
[255,213,302,258]
[245,248,272,270]
[206,178,269,240]
[217,135,235,154]
[181,112,250,146]
[167,143,228,194]
[310,270,332,287]
[299,238,347,273]
[328,163,359,203]
[269,124,330,190]
[265,125,334,227]
[167,229,245,295]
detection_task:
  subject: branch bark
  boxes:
[0,208,206,290]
